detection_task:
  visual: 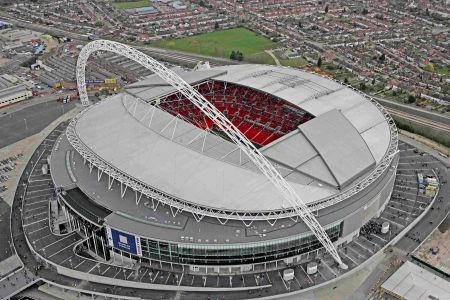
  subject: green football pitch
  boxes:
[152,28,277,60]
[112,1,151,10]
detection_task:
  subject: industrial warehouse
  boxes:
[12,41,443,299]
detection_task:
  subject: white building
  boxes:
[0,84,32,108]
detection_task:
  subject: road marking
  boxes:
[152,270,159,283]
[102,266,111,275]
[299,265,313,285]
[27,181,52,190]
[395,174,417,177]
[48,240,79,258]
[23,205,47,213]
[380,216,404,228]
[387,204,412,215]
[371,233,388,243]
[113,269,121,278]
[24,194,50,201]
[178,272,183,286]
[24,205,47,214]
[359,235,381,250]
[321,259,337,277]
[24,218,46,227]
[293,272,302,289]
[58,254,74,266]
[339,250,358,266]
[42,233,76,251]
[139,268,148,282]
[317,268,327,281]
[87,263,100,274]
[28,227,47,235]
[24,211,47,220]
[390,199,420,211]
[28,178,53,183]
[277,270,289,291]
[394,184,416,190]
[32,233,52,243]
[347,245,367,259]
[383,209,409,222]
[127,271,134,280]
[27,188,53,194]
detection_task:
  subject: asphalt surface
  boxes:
[374,97,450,126]
[393,142,450,255]
[0,196,12,261]
[0,100,76,149]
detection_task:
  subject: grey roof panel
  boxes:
[343,101,386,133]
[262,130,318,168]
[361,121,391,163]
[299,109,376,187]
[296,156,338,187]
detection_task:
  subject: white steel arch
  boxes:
[75,40,346,268]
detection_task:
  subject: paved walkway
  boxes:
[0,268,39,300]
[265,50,281,66]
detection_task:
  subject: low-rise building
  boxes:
[0,84,32,108]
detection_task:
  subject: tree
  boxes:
[359,82,366,90]
[371,78,376,85]
[317,57,322,68]
[426,8,429,16]
[230,50,236,60]
[379,53,386,62]
[344,78,349,84]
[407,94,416,104]
[237,51,244,61]
[298,21,302,28]
[362,8,368,15]
[325,5,329,14]
[214,21,219,30]
[424,63,434,73]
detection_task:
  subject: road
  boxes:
[374,97,450,126]
[385,107,450,133]
[0,100,76,149]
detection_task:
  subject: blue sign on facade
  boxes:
[107,227,141,256]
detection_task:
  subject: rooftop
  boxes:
[73,65,391,213]
[381,261,450,300]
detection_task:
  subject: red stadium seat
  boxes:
[159,80,314,146]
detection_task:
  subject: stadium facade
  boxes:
[48,42,398,284]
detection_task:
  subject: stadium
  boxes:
[46,41,399,294]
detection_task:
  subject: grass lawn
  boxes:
[246,52,276,65]
[434,65,450,75]
[151,28,277,60]
[112,0,151,9]
[280,57,308,68]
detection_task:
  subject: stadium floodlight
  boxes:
[75,40,347,268]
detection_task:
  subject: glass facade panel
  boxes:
[135,221,342,266]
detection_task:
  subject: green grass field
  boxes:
[112,0,151,9]
[152,28,277,60]
[434,65,450,75]
[279,57,308,68]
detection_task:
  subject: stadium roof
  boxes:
[74,65,391,212]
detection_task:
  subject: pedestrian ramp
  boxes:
[0,254,22,278]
